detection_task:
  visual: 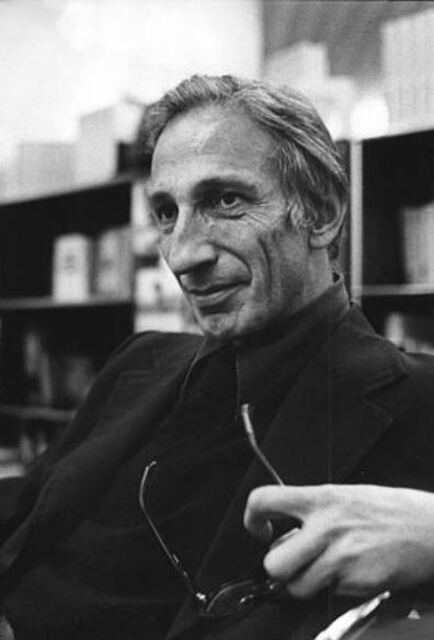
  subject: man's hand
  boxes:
[244,484,434,599]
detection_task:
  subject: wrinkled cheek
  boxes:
[209,219,244,244]
[255,233,284,286]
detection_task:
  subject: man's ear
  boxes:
[308,195,346,250]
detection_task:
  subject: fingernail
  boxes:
[270,526,300,550]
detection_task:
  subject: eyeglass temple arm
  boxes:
[241,404,284,486]
[139,461,207,605]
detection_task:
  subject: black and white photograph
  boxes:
[1,1,434,638]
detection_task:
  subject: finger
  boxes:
[263,521,328,584]
[244,485,323,538]
[286,549,339,598]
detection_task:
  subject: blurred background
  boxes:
[0,0,262,182]
[1,0,433,186]
[1,0,434,474]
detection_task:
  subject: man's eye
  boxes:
[219,193,240,208]
[206,192,242,211]
[155,203,177,226]
[203,191,247,218]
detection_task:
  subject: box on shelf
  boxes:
[52,233,93,302]
[384,312,434,355]
[94,226,132,298]
[4,142,75,199]
[263,40,355,138]
[400,202,434,285]
[382,8,434,130]
[265,41,329,87]
[75,101,143,184]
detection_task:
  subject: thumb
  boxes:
[243,485,320,540]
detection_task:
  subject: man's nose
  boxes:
[163,211,218,276]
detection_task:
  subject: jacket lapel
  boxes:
[167,308,407,639]
[258,307,407,487]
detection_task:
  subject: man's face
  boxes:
[149,105,323,341]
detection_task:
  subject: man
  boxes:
[1,74,434,640]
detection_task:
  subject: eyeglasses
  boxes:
[241,403,284,487]
[138,403,286,619]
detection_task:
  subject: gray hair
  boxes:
[142,74,348,261]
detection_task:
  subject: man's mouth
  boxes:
[185,282,243,309]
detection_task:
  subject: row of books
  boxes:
[400,201,434,285]
[381,9,434,128]
[21,325,97,409]
[52,225,187,315]
[52,227,133,301]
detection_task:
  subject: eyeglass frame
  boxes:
[137,403,286,619]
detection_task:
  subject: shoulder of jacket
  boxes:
[106,330,203,370]
[399,350,434,394]
[365,348,434,427]
[42,331,204,463]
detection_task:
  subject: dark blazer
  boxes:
[1,305,434,639]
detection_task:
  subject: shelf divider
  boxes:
[358,284,434,298]
[0,404,75,424]
[0,295,134,312]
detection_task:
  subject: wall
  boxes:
[0,0,262,165]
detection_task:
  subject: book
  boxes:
[400,202,434,285]
[18,430,48,468]
[52,234,93,301]
[135,259,182,309]
[50,354,96,409]
[22,324,97,409]
[94,226,132,298]
[22,325,55,406]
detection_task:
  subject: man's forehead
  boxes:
[150,105,277,186]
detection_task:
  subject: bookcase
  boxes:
[0,176,188,473]
[2,129,434,473]
[350,128,434,353]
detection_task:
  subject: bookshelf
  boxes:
[0,175,187,472]
[350,128,434,353]
[0,404,75,423]
[3,128,434,471]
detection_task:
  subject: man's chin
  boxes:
[195,308,264,343]
[195,311,240,342]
